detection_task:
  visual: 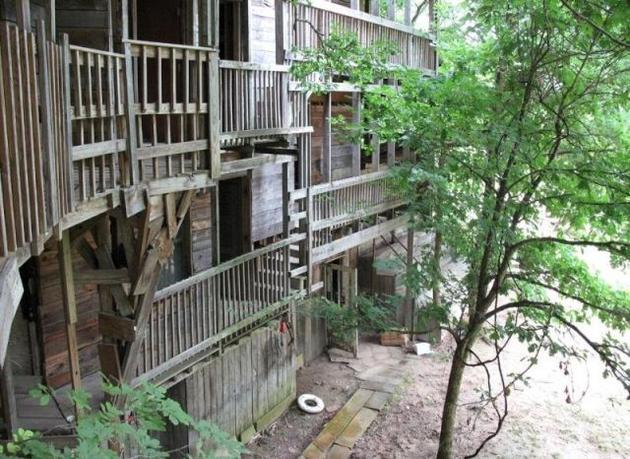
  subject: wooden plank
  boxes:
[58,231,82,393]
[312,215,408,263]
[98,343,122,381]
[0,355,18,433]
[328,444,352,459]
[99,313,136,342]
[335,407,378,448]
[36,21,59,228]
[74,268,130,285]
[208,53,221,179]
[364,390,389,411]
[312,389,373,452]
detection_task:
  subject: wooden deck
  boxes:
[286,0,436,72]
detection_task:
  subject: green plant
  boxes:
[0,376,246,459]
[307,295,398,346]
[292,0,630,457]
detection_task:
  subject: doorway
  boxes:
[218,176,251,261]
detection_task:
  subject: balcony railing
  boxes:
[288,0,436,72]
[0,23,311,261]
[310,171,405,230]
[0,23,50,257]
[126,39,220,183]
[134,234,304,384]
[68,45,127,202]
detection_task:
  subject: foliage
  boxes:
[0,376,246,459]
[307,296,398,345]
[292,0,630,456]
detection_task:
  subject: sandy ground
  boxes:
[248,246,629,458]
[248,332,629,459]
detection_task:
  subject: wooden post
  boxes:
[404,0,411,25]
[371,133,380,172]
[190,0,200,46]
[208,53,221,179]
[61,34,76,212]
[123,41,140,185]
[369,0,379,16]
[275,0,287,64]
[351,93,361,176]
[282,162,290,238]
[36,21,59,228]
[0,355,18,435]
[58,231,82,395]
[46,0,56,41]
[16,0,31,31]
[322,93,332,182]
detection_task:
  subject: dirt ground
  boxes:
[248,333,629,459]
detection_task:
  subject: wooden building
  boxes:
[0,0,436,450]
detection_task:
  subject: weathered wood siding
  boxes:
[297,307,327,364]
[190,188,216,273]
[311,94,356,184]
[250,0,276,65]
[176,324,295,444]
[56,0,111,50]
[37,241,100,388]
[251,162,294,242]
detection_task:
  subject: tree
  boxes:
[0,376,246,458]
[292,0,630,457]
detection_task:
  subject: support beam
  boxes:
[322,94,332,182]
[58,231,82,394]
[351,93,361,176]
[46,0,55,41]
[0,355,17,435]
[312,215,408,263]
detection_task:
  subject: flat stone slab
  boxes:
[327,444,352,459]
[328,347,355,363]
[335,407,378,448]
[312,388,373,451]
[302,443,325,459]
[365,391,389,411]
[359,380,397,394]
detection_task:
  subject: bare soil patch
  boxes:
[248,334,629,458]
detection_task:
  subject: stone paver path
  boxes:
[300,343,414,458]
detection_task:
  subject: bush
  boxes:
[0,375,246,459]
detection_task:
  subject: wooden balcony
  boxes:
[286,0,436,72]
[0,22,311,263]
[220,60,311,146]
[133,234,305,386]
[306,171,407,262]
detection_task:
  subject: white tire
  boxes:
[297,394,325,414]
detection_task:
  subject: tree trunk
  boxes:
[437,338,470,459]
[431,229,442,342]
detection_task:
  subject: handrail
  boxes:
[219,59,289,73]
[68,44,124,58]
[154,233,306,300]
[299,0,435,41]
[311,170,391,195]
[123,38,218,53]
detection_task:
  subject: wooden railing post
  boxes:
[36,20,59,228]
[208,52,221,179]
[61,34,76,213]
[322,93,332,182]
[123,41,140,186]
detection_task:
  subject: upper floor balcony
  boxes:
[284,0,437,73]
[0,21,310,262]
